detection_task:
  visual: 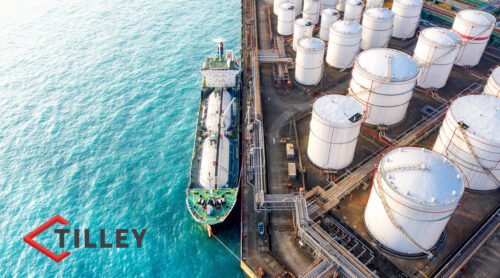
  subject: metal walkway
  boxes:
[294,196,377,278]
[432,205,500,278]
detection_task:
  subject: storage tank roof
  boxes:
[364,8,394,20]
[332,20,362,35]
[457,10,495,26]
[312,94,364,126]
[298,37,325,51]
[450,95,500,143]
[322,8,339,16]
[295,18,313,26]
[421,27,460,47]
[380,147,464,205]
[355,48,419,81]
[347,0,363,5]
[394,0,423,7]
[280,2,295,10]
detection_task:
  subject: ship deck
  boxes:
[186,188,238,225]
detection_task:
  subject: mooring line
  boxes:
[212,233,241,262]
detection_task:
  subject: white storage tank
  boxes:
[319,9,340,41]
[295,37,326,85]
[274,0,290,15]
[344,0,364,23]
[303,0,321,25]
[293,18,314,51]
[484,66,500,97]
[365,147,465,256]
[307,94,364,169]
[366,0,384,9]
[326,20,362,69]
[320,0,338,13]
[290,0,303,16]
[391,0,423,39]
[433,95,500,191]
[361,8,394,50]
[348,48,419,125]
[278,3,296,35]
[452,10,496,67]
[413,28,461,89]
[336,0,346,12]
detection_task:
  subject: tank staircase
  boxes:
[304,83,485,219]
[431,205,500,278]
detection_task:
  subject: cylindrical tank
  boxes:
[484,67,500,97]
[361,8,394,50]
[290,0,303,16]
[336,0,346,11]
[366,0,384,8]
[452,10,496,67]
[348,48,419,125]
[413,28,460,89]
[307,94,364,169]
[274,0,290,15]
[365,147,465,255]
[326,20,362,69]
[303,0,321,25]
[391,0,423,39]
[319,9,340,41]
[344,0,364,23]
[433,95,500,191]
[295,38,325,85]
[320,0,338,13]
[278,3,296,35]
[293,18,314,51]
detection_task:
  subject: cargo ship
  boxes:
[186,40,241,237]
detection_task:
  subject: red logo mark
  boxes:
[23,215,71,262]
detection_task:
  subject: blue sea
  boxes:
[0,0,243,277]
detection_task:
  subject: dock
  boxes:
[240,0,500,277]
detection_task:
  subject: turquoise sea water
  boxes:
[0,0,243,277]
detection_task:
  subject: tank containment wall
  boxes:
[391,0,423,39]
[293,18,314,51]
[432,95,500,191]
[484,67,500,97]
[319,9,340,41]
[452,9,496,67]
[307,94,364,169]
[361,8,394,50]
[365,147,465,255]
[278,3,296,36]
[413,27,460,89]
[349,48,419,125]
[326,20,362,69]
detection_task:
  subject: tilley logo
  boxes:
[23,215,147,263]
